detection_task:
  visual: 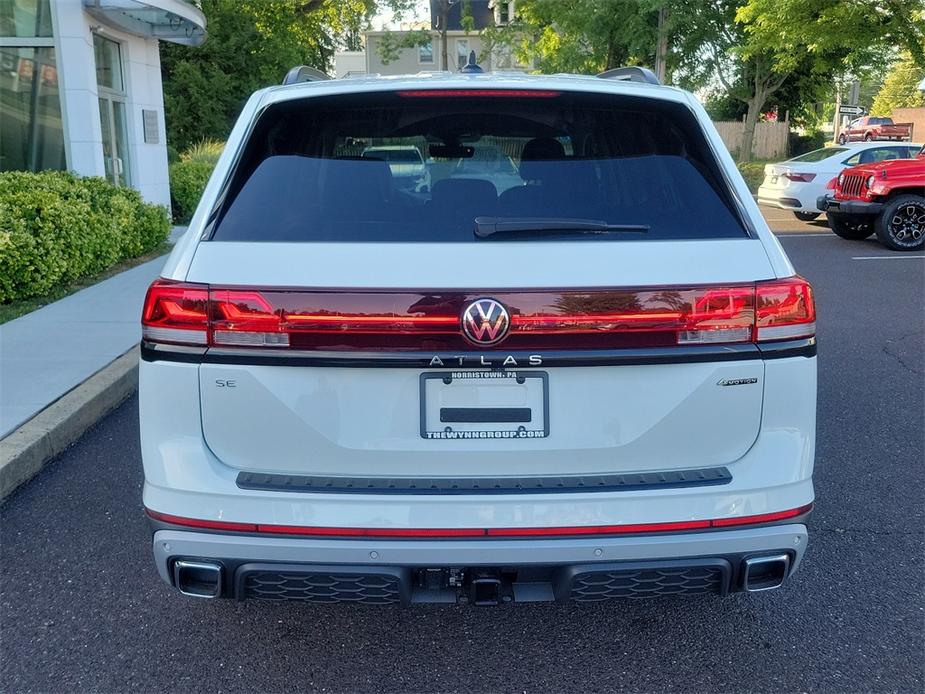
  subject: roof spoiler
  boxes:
[597,66,660,85]
[282,65,331,85]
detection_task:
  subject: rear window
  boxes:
[789,147,848,163]
[211,89,748,242]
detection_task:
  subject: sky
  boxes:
[370,0,431,31]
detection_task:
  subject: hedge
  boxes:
[736,161,768,194]
[0,171,170,303]
[169,140,224,224]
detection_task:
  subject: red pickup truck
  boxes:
[837,116,913,144]
[817,145,924,250]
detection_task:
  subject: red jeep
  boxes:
[817,145,925,251]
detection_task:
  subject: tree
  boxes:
[160,0,384,151]
[871,54,925,116]
[673,0,925,161]
[483,0,663,75]
[732,0,925,158]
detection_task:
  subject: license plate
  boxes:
[770,175,778,184]
[420,371,549,440]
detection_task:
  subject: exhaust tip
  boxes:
[173,560,223,598]
[743,554,791,592]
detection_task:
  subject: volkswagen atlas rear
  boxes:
[141,72,816,605]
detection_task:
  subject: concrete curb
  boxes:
[0,346,139,502]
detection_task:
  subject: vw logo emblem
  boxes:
[462,298,511,345]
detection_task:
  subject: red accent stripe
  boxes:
[256,525,486,538]
[709,504,813,527]
[396,89,561,98]
[146,504,812,538]
[486,519,711,536]
[146,510,258,532]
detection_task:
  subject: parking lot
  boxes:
[2,217,923,693]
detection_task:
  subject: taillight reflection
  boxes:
[755,277,816,341]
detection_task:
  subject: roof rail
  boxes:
[597,66,660,85]
[282,65,331,85]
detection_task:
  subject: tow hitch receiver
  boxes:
[469,570,505,606]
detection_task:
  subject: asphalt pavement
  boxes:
[1,226,923,693]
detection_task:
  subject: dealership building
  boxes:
[0,0,206,207]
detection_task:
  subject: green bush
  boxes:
[168,140,224,224]
[736,161,769,194]
[789,131,827,157]
[181,139,224,165]
[0,171,170,303]
[169,159,215,224]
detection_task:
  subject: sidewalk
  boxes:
[0,227,186,438]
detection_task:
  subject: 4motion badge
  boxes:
[717,377,759,387]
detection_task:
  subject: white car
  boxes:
[140,66,817,605]
[361,145,431,192]
[451,144,524,194]
[758,142,921,220]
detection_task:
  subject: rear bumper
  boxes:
[153,523,808,604]
[757,193,805,210]
[816,196,883,215]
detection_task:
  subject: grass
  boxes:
[0,242,172,325]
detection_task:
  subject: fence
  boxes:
[713,120,790,160]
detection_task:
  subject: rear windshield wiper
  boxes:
[474,217,649,239]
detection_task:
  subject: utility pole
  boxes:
[832,82,842,144]
[654,5,668,83]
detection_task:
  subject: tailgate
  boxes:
[187,240,776,477]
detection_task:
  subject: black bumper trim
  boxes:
[142,338,815,367]
[166,554,801,603]
[817,195,884,215]
[235,466,733,496]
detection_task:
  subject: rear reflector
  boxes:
[141,277,815,350]
[146,503,812,538]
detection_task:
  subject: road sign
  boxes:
[839,105,865,116]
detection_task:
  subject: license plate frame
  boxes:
[419,371,549,440]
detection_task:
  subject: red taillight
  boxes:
[141,278,815,349]
[141,279,209,346]
[396,89,561,98]
[755,277,815,341]
[782,172,816,183]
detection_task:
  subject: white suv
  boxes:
[140,67,816,605]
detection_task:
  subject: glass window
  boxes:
[418,39,433,64]
[93,35,130,186]
[93,35,124,93]
[456,39,469,69]
[0,0,52,38]
[859,147,906,164]
[789,147,848,163]
[0,45,65,171]
[212,91,747,243]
